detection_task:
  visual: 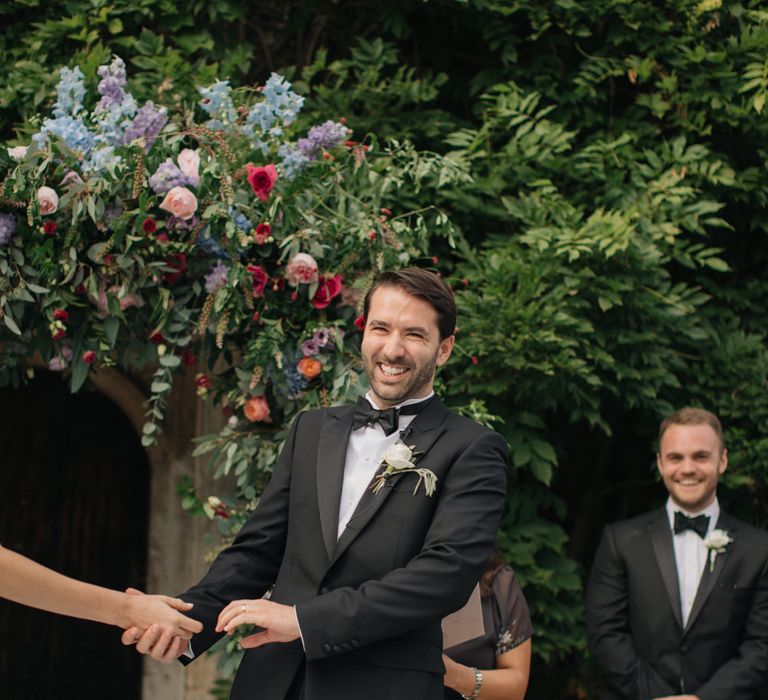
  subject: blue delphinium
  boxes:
[246,74,305,132]
[283,361,309,399]
[278,143,310,180]
[198,80,237,130]
[0,213,16,246]
[33,66,95,153]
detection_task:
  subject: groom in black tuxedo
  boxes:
[126,268,508,700]
[586,407,768,700]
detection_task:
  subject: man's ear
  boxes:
[718,448,728,475]
[436,335,455,367]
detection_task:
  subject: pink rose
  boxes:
[312,274,343,309]
[177,149,200,186]
[159,186,198,220]
[37,186,59,215]
[285,253,319,286]
[244,396,271,422]
[246,164,278,201]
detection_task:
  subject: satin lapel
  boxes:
[684,512,737,636]
[330,397,449,568]
[648,509,683,630]
[316,408,355,562]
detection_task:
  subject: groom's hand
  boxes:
[216,599,300,649]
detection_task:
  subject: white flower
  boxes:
[37,186,59,215]
[7,146,28,160]
[383,443,415,469]
[704,528,733,572]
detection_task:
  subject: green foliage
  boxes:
[3,1,768,697]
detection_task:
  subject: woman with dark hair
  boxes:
[442,548,533,700]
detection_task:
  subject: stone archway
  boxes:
[0,366,222,700]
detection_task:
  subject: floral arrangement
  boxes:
[703,528,733,572]
[0,56,461,515]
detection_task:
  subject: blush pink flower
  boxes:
[37,186,59,215]
[177,148,200,186]
[159,186,198,220]
[246,164,278,201]
[285,253,319,286]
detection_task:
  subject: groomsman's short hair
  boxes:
[364,268,457,340]
[658,407,725,454]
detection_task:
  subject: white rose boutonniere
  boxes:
[370,443,437,497]
[703,528,733,572]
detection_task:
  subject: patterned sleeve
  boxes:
[493,566,534,656]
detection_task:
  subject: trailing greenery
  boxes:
[2,1,768,698]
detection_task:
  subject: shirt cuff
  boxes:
[293,605,306,650]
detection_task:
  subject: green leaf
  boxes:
[3,313,21,335]
[103,316,119,347]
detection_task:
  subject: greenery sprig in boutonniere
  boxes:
[370,443,437,497]
[703,529,733,572]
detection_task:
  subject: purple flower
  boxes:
[95,57,127,113]
[123,101,168,150]
[300,338,320,356]
[0,213,15,246]
[296,120,350,160]
[204,261,229,293]
[166,214,200,232]
[149,158,197,194]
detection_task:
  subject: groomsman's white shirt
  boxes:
[666,497,720,627]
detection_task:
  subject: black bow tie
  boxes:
[673,511,710,539]
[351,396,432,436]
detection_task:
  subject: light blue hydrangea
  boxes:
[230,206,252,232]
[83,145,121,173]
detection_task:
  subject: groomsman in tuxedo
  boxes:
[586,407,768,700]
[125,268,508,700]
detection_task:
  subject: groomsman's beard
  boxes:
[363,350,439,407]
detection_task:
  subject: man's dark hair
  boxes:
[658,407,725,455]
[363,268,456,340]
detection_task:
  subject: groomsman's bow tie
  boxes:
[351,396,432,436]
[673,511,710,538]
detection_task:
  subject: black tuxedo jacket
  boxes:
[181,397,508,700]
[586,507,768,700]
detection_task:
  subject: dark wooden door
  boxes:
[0,370,149,699]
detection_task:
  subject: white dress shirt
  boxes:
[666,496,720,627]
[335,391,429,538]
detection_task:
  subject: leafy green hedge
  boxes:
[3,1,768,697]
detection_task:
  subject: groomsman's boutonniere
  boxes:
[703,529,733,572]
[370,443,437,497]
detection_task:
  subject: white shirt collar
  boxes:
[364,390,435,411]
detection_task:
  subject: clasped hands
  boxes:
[121,595,300,663]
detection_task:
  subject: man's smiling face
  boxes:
[361,285,454,408]
[657,423,728,513]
